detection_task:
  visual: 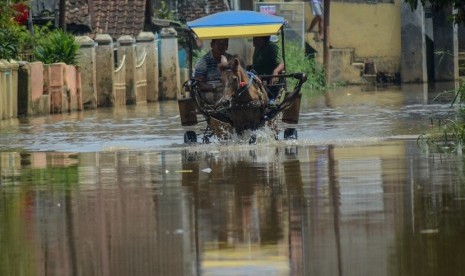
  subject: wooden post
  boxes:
[59,0,66,31]
[323,0,330,84]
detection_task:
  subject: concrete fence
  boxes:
[137,32,159,102]
[17,62,83,116]
[0,60,19,120]
[3,28,185,120]
[114,53,127,106]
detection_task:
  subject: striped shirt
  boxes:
[194,50,233,81]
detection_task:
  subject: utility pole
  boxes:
[323,0,330,84]
[59,0,66,31]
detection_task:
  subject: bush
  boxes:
[0,2,54,61]
[156,1,175,20]
[0,24,50,61]
[14,22,53,53]
[0,2,20,60]
[282,41,326,92]
[0,28,19,60]
[34,29,80,65]
[417,78,465,154]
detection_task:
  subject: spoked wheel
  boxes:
[202,127,214,144]
[249,134,256,144]
[284,128,298,140]
[184,131,197,144]
[285,146,298,156]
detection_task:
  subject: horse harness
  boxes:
[231,71,268,110]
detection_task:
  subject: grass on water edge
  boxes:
[417,77,465,155]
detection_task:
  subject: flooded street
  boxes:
[1,83,465,275]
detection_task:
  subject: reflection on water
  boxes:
[0,102,185,152]
[2,141,465,275]
[1,83,464,275]
[0,83,458,152]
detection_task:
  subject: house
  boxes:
[30,0,230,39]
[246,0,462,84]
[30,0,463,84]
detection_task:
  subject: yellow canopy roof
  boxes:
[187,11,286,39]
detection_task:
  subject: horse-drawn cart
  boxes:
[178,10,307,144]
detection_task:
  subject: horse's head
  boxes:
[216,55,270,134]
[217,55,244,103]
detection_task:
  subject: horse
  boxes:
[216,55,271,135]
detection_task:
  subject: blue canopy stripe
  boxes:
[187,11,286,39]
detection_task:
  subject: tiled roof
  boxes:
[66,0,147,39]
[65,0,228,39]
[179,0,229,22]
[66,0,92,28]
[94,0,146,38]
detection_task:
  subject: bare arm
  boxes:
[271,62,285,83]
[273,62,285,76]
[195,76,217,92]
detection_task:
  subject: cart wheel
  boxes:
[284,128,298,140]
[249,134,256,144]
[184,131,197,144]
[285,146,298,156]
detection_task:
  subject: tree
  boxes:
[404,0,465,24]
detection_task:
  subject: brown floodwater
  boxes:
[1,83,464,275]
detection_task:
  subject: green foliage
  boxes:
[15,22,53,53]
[0,28,19,60]
[283,41,326,91]
[404,0,465,24]
[156,1,174,20]
[192,48,208,67]
[417,78,465,154]
[0,1,14,28]
[0,23,54,61]
[0,1,21,60]
[34,29,80,65]
[0,1,54,61]
[1,0,78,64]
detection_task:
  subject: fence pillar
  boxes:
[95,34,116,107]
[10,60,19,118]
[113,55,127,106]
[432,7,459,81]
[159,28,180,100]
[132,33,149,104]
[0,152,21,179]
[18,62,50,116]
[76,36,97,109]
[47,63,68,113]
[401,2,427,83]
[0,60,9,119]
[117,35,137,105]
[0,60,18,119]
[137,32,158,102]
[148,32,160,102]
[64,65,83,112]
[0,61,5,120]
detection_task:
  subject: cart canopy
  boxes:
[187,10,286,40]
